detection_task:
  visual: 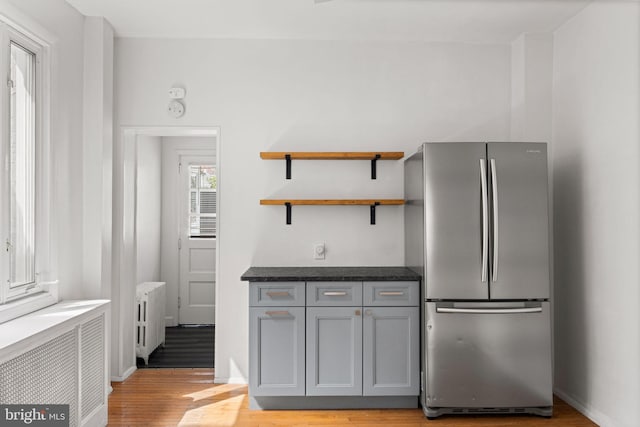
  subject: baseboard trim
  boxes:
[214,376,247,385]
[554,387,614,427]
[81,405,107,427]
[251,395,418,410]
[111,365,136,382]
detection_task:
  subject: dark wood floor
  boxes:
[108,369,598,427]
[136,326,214,368]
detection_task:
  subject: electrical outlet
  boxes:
[167,100,185,118]
[314,243,325,260]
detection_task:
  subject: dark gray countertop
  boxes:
[240,266,421,282]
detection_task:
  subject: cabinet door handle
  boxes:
[266,291,291,297]
[265,310,291,316]
[378,291,404,296]
[323,291,348,296]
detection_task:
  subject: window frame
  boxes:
[0,20,56,323]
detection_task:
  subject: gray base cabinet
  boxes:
[248,279,420,409]
[249,307,305,396]
[306,307,363,396]
[363,306,420,396]
[249,281,306,397]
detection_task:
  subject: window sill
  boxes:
[0,289,58,325]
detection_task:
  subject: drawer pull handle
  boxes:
[323,291,348,296]
[436,307,542,314]
[266,291,291,297]
[265,311,291,316]
[379,291,405,296]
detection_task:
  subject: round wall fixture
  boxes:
[168,99,185,118]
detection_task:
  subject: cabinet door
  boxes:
[249,307,305,396]
[306,307,362,396]
[363,307,420,396]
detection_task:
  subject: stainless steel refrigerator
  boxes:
[404,142,553,418]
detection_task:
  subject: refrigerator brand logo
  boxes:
[526,149,542,154]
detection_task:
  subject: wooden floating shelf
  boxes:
[260,152,404,160]
[260,199,405,206]
[260,199,405,225]
[260,151,404,179]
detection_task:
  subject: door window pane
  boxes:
[188,165,216,238]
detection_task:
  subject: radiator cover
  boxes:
[0,301,109,427]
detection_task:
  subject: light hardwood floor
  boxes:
[108,369,597,427]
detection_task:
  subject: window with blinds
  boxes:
[189,165,216,238]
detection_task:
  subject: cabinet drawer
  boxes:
[363,281,419,306]
[306,282,362,306]
[250,282,305,306]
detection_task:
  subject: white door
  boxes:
[179,158,216,324]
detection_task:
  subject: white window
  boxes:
[189,165,217,238]
[7,41,36,293]
[0,21,56,322]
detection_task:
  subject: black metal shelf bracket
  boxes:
[371,154,381,179]
[285,202,292,224]
[285,154,292,180]
[370,201,380,225]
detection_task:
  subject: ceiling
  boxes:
[64,0,591,44]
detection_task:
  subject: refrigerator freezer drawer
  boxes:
[425,301,552,410]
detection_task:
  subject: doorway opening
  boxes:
[114,126,220,374]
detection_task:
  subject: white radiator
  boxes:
[0,300,109,427]
[136,282,166,365]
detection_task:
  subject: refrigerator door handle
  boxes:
[480,159,488,283]
[436,307,543,314]
[490,158,499,282]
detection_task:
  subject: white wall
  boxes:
[115,38,512,382]
[160,136,215,326]
[1,0,87,299]
[82,16,114,301]
[136,135,162,285]
[552,2,640,427]
[510,33,553,143]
